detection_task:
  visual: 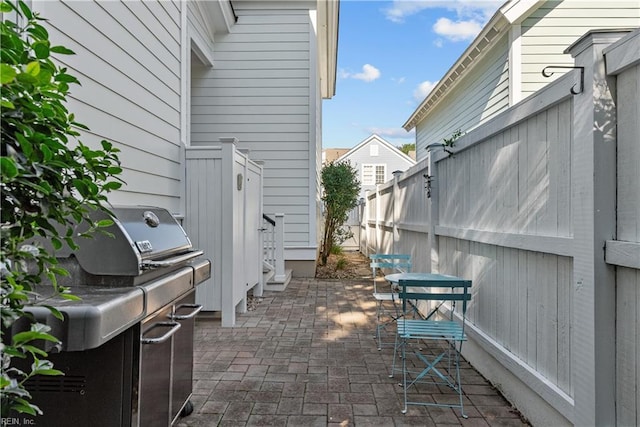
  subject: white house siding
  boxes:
[187,1,216,59]
[34,0,184,212]
[520,1,640,98]
[190,3,318,255]
[415,35,509,159]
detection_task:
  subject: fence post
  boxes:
[362,191,370,254]
[219,137,238,327]
[567,30,625,426]
[392,170,402,253]
[375,184,381,252]
[426,153,437,273]
[274,213,286,282]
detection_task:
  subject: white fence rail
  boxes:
[360,30,639,426]
[262,213,286,284]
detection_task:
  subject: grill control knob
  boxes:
[143,210,160,228]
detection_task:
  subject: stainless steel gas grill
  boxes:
[11,205,211,427]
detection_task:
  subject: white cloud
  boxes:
[413,80,439,101]
[384,1,501,24]
[355,64,381,82]
[383,1,500,42]
[367,127,415,139]
[392,76,406,84]
[339,64,381,82]
[433,17,483,41]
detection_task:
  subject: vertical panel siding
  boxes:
[35,0,183,211]
[415,35,509,158]
[615,63,640,427]
[185,153,223,311]
[438,99,572,237]
[438,237,573,395]
[190,5,313,248]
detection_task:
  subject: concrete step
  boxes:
[264,269,292,292]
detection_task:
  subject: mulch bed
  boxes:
[314,250,372,280]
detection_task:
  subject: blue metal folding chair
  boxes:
[390,275,472,417]
[369,254,412,350]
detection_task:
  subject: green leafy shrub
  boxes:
[1,1,123,415]
[319,161,360,266]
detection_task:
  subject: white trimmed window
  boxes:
[362,164,386,185]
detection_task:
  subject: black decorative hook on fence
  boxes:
[542,65,585,95]
[423,174,434,199]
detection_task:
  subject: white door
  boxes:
[244,161,262,291]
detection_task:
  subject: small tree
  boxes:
[398,143,415,156]
[319,161,360,265]
[1,1,123,415]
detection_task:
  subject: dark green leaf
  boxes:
[54,73,79,84]
[27,23,49,41]
[18,0,33,19]
[32,368,64,376]
[50,45,75,55]
[51,236,63,250]
[12,331,59,345]
[40,142,52,161]
[103,181,123,191]
[37,69,52,84]
[107,166,123,174]
[11,399,39,416]
[33,41,50,59]
[16,72,38,84]
[21,345,48,358]
[42,305,63,320]
[72,179,88,196]
[1,157,18,178]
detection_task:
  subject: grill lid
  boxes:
[55,205,198,277]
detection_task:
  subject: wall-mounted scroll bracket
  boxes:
[542,65,585,95]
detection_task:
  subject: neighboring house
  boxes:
[404,0,640,160]
[336,134,416,200]
[335,135,415,250]
[33,0,338,282]
[321,148,350,165]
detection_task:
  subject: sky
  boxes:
[322,0,503,149]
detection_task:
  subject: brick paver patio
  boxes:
[176,277,530,426]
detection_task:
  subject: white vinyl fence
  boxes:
[184,138,264,327]
[360,30,639,426]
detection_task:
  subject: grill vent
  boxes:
[26,375,86,393]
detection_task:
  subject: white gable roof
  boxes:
[336,134,416,165]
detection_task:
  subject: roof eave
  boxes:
[403,12,509,130]
[318,0,339,99]
[402,0,543,131]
